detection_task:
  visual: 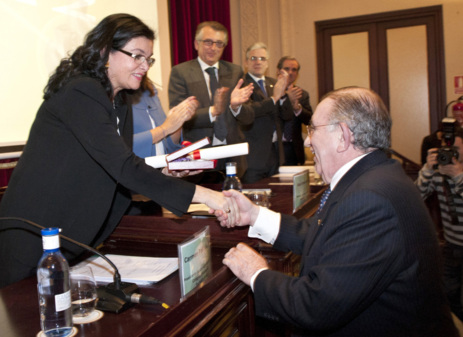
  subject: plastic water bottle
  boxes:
[37,228,73,336]
[222,162,242,191]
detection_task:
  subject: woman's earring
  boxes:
[105,62,110,68]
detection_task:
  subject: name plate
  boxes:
[178,226,212,297]
[293,169,310,212]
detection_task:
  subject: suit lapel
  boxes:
[189,60,211,105]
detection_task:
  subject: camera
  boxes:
[437,117,459,165]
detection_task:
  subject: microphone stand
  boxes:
[0,217,168,313]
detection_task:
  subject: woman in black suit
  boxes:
[0,14,234,287]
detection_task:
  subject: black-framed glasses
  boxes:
[116,49,155,68]
[307,123,339,136]
[199,39,226,48]
[250,56,268,62]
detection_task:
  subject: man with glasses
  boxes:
[239,42,289,183]
[277,56,313,166]
[218,87,458,336]
[168,21,253,178]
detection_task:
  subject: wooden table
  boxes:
[0,177,325,336]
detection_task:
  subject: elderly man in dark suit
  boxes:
[219,87,458,336]
[277,56,313,166]
[240,42,289,183]
[168,21,253,177]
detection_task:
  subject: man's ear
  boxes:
[337,122,353,152]
[194,40,199,51]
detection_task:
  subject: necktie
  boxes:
[317,187,331,214]
[206,67,227,141]
[205,67,219,101]
[258,79,267,97]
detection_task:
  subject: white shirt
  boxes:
[248,151,371,290]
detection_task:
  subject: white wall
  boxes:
[0,0,168,146]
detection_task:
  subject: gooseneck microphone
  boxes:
[0,216,169,313]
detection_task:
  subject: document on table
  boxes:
[78,254,179,285]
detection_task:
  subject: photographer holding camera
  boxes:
[415,123,463,322]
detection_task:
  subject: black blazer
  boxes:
[240,74,292,172]
[0,76,195,287]
[253,150,458,336]
[280,88,312,164]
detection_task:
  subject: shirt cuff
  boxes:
[248,206,280,244]
[209,107,216,122]
[250,268,268,292]
[230,104,242,116]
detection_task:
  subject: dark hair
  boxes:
[43,13,155,100]
[323,86,391,151]
[277,56,300,70]
[195,21,228,45]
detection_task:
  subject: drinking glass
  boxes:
[247,191,270,208]
[70,266,97,318]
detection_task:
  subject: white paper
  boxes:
[78,254,178,285]
[144,142,249,169]
[199,142,249,160]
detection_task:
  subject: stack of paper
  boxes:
[77,254,179,285]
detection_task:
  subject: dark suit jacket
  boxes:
[168,59,253,176]
[253,150,457,336]
[240,74,292,181]
[0,76,195,287]
[280,88,312,164]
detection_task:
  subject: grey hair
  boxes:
[245,42,269,59]
[195,21,228,45]
[323,87,391,151]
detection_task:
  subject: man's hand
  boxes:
[286,84,303,109]
[212,87,230,117]
[439,157,463,178]
[223,243,269,286]
[271,70,289,102]
[213,189,260,228]
[425,148,439,170]
[230,79,253,110]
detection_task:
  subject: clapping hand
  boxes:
[286,84,303,109]
[230,79,253,111]
[212,87,230,117]
[271,70,289,101]
[164,96,198,133]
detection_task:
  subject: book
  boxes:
[166,137,210,162]
[167,159,217,171]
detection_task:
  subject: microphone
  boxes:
[0,216,169,313]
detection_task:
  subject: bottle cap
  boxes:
[226,162,237,175]
[41,227,60,236]
[41,227,61,250]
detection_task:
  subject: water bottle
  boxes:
[222,162,242,191]
[37,228,73,336]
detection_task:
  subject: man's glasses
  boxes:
[116,49,156,68]
[199,39,226,48]
[307,123,339,136]
[250,56,268,62]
